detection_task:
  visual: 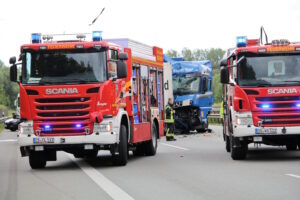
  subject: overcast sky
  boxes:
[1,0,300,65]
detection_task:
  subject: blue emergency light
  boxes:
[261,104,271,109]
[75,124,82,128]
[32,33,42,44]
[92,31,102,41]
[43,124,52,131]
[237,36,247,47]
[296,103,300,108]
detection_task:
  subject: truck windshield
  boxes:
[238,53,300,87]
[22,49,107,85]
[173,76,201,95]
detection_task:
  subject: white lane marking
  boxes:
[160,143,189,151]
[285,174,300,179]
[67,154,134,200]
[0,139,17,143]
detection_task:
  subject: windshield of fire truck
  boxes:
[22,49,107,85]
[173,76,201,95]
[238,53,300,87]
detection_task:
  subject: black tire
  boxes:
[196,121,208,133]
[196,129,206,133]
[29,152,46,169]
[145,124,158,156]
[230,136,247,160]
[298,144,300,150]
[10,127,17,132]
[113,125,128,166]
[286,144,297,151]
[133,144,146,156]
[225,135,230,152]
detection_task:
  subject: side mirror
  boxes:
[9,56,16,65]
[119,52,128,61]
[220,67,229,84]
[117,61,127,79]
[220,59,227,67]
[10,64,18,82]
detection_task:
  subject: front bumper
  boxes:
[18,131,119,147]
[233,125,300,137]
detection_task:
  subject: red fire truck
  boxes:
[9,32,165,168]
[220,29,300,160]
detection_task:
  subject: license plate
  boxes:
[255,128,277,134]
[33,137,55,144]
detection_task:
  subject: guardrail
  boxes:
[208,107,222,124]
[0,117,9,123]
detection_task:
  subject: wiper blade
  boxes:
[39,80,54,85]
[283,81,300,83]
[256,84,272,87]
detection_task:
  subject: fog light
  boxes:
[84,144,94,150]
[35,146,44,151]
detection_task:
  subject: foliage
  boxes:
[166,48,225,103]
[0,60,19,109]
[166,49,180,58]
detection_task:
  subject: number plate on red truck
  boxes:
[255,128,277,134]
[33,137,55,144]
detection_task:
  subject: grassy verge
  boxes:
[0,123,4,133]
[8,109,15,117]
[0,104,15,117]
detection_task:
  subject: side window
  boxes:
[108,49,118,78]
[208,79,212,91]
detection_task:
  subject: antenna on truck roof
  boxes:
[260,26,269,45]
[89,8,105,26]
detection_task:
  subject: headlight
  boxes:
[235,112,253,125]
[93,122,113,133]
[19,120,34,135]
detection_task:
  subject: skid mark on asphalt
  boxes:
[0,139,17,143]
[160,143,189,151]
[67,154,134,200]
[285,174,300,179]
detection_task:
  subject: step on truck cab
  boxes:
[9,32,165,168]
[220,30,300,160]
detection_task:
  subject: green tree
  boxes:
[0,60,19,109]
[181,48,194,61]
[206,48,225,69]
[166,49,179,58]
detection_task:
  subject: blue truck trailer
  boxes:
[164,56,214,133]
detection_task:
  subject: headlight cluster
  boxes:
[19,120,34,135]
[175,101,182,107]
[235,113,253,125]
[93,122,113,133]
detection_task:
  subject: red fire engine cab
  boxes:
[220,30,300,160]
[9,31,165,168]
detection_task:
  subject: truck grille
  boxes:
[254,96,300,127]
[33,97,92,136]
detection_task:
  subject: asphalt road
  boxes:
[1,125,300,200]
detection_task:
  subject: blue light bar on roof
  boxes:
[32,33,42,44]
[92,31,102,41]
[237,36,247,47]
